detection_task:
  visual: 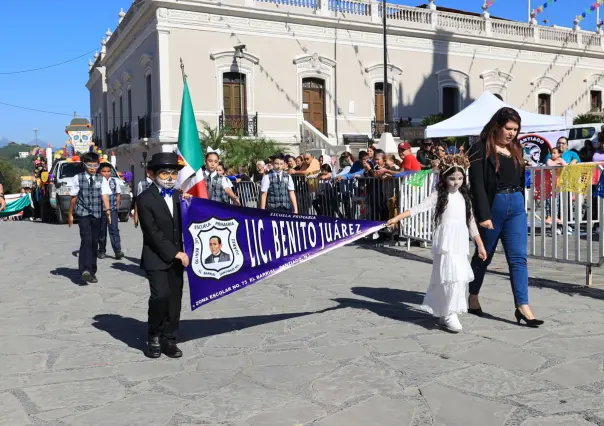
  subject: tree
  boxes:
[198,123,285,172]
[421,114,446,127]
[573,113,602,125]
[0,158,29,193]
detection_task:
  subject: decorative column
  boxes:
[429,0,437,29]
[371,0,379,24]
[482,3,492,37]
[118,8,126,24]
[318,0,330,17]
[574,18,583,48]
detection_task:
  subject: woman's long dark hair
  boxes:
[479,107,523,171]
[433,166,473,228]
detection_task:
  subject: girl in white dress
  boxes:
[388,154,487,332]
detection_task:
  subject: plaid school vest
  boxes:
[75,173,103,218]
[267,171,291,210]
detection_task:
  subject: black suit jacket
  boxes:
[136,186,183,272]
[468,142,525,223]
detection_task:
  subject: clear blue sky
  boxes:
[0,0,598,146]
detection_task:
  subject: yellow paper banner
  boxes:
[556,164,594,195]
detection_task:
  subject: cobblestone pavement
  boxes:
[3,221,604,425]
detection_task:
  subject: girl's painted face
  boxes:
[206,154,219,172]
[497,120,519,145]
[446,171,464,192]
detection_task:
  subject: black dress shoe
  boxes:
[115,251,124,260]
[98,252,106,259]
[146,337,161,358]
[81,271,92,284]
[89,274,98,284]
[514,309,544,327]
[161,340,183,358]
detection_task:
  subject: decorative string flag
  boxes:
[577,0,604,22]
[556,164,594,195]
[533,0,560,16]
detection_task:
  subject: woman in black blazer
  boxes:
[467,107,543,327]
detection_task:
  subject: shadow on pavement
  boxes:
[356,243,604,302]
[50,267,83,286]
[92,307,341,353]
[110,262,145,277]
[331,286,436,330]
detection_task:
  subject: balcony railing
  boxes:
[219,112,258,137]
[371,118,402,139]
[138,114,151,139]
[106,122,132,149]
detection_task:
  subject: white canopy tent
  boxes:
[424,91,570,138]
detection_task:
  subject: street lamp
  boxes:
[234,44,246,119]
[382,0,388,133]
[141,151,148,169]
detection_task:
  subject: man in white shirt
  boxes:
[68,152,112,284]
[260,154,298,213]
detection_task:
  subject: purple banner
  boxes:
[181,198,386,310]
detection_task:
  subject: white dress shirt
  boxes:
[154,183,174,217]
[70,173,112,196]
[260,171,295,193]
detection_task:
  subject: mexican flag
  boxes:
[176,79,208,198]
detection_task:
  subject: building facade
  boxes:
[87,0,604,182]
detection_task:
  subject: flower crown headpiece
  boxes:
[440,152,471,174]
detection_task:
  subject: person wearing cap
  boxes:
[136,152,190,359]
[398,142,421,172]
[416,139,435,170]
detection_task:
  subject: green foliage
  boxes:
[573,114,602,125]
[198,122,285,172]
[0,158,29,193]
[0,143,36,173]
[421,114,446,127]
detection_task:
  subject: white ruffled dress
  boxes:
[409,191,479,317]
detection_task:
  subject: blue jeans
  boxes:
[469,192,529,306]
[99,210,121,254]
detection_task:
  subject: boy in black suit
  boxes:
[136,152,190,359]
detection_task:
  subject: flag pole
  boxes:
[180,57,186,82]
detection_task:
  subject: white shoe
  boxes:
[439,314,462,333]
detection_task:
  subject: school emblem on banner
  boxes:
[519,134,552,166]
[188,217,244,280]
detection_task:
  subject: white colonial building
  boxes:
[87,0,604,182]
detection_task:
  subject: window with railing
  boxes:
[221,72,251,135]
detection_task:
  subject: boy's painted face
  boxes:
[272,158,284,172]
[206,154,219,172]
[99,167,112,179]
[446,171,464,192]
[84,162,100,175]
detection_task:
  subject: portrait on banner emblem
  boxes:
[188,217,244,280]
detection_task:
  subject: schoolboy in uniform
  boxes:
[136,152,190,359]
[260,153,298,214]
[68,152,112,284]
[97,163,124,259]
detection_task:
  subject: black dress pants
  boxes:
[146,264,184,341]
[78,215,100,274]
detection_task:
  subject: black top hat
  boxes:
[147,152,184,171]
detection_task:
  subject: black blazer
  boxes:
[468,142,525,223]
[136,186,183,272]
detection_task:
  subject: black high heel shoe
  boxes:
[514,309,544,327]
[468,297,484,317]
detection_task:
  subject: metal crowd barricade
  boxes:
[230,175,400,224]
[396,165,604,287]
